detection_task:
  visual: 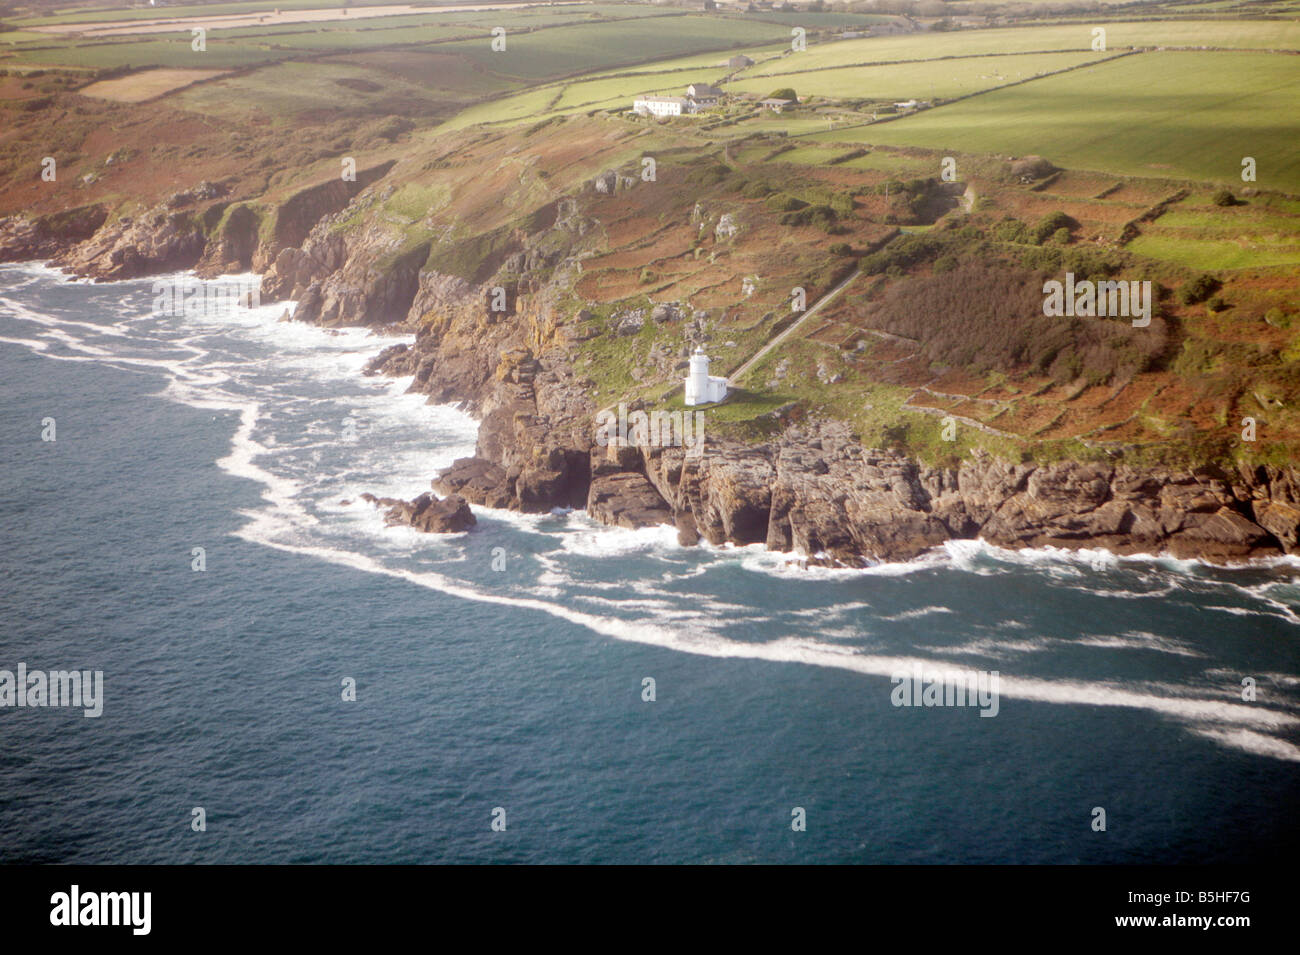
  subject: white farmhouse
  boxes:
[633,95,690,117]
[685,347,728,406]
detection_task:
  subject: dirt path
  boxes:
[727,267,862,385]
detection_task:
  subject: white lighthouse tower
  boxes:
[684,346,727,406]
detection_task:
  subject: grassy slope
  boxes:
[2,4,1298,470]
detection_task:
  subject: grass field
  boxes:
[78,66,232,101]
[739,19,1300,77]
[171,57,483,122]
[9,0,579,27]
[0,3,678,69]
[1128,192,1300,269]
[802,51,1300,194]
[725,50,1102,100]
[1127,233,1300,269]
[433,15,792,80]
[4,36,301,69]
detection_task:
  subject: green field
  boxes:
[434,15,792,80]
[0,4,682,68]
[1128,194,1300,268]
[11,0,411,26]
[803,51,1300,194]
[4,35,301,69]
[725,50,1102,101]
[1126,233,1300,269]
[740,19,1300,78]
[171,57,481,121]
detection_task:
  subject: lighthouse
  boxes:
[684,346,727,406]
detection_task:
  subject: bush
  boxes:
[933,254,958,273]
[1032,211,1075,245]
[372,116,414,143]
[829,193,855,217]
[992,218,1028,243]
[765,193,807,212]
[1207,296,1226,313]
[1211,189,1236,207]
[861,233,946,275]
[1181,273,1219,305]
[1050,227,1072,246]
[769,87,797,101]
[688,162,733,187]
[829,242,853,256]
[779,204,837,231]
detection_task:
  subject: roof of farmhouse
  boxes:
[635,95,690,104]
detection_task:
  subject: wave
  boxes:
[5,264,1300,765]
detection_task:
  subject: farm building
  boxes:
[686,82,724,106]
[728,54,755,69]
[633,95,690,117]
[760,97,794,112]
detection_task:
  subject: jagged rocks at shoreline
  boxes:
[359,491,475,534]
[8,163,1300,569]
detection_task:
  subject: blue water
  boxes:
[1,263,1298,864]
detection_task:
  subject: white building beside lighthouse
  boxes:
[684,346,727,406]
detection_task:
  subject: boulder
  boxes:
[382,492,476,533]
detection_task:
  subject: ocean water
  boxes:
[1,263,1297,864]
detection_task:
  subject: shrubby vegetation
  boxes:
[1181,273,1220,304]
[867,263,1167,385]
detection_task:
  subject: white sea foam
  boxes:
[556,518,681,557]
[7,265,1300,765]
[879,606,955,622]
[1191,727,1300,762]
[1076,631,1205,658]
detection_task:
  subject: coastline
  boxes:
[4,180,1299,569]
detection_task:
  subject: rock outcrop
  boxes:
[0,204,107,263]
[6,147,1297,567]
[361,491,475,533]
[320,187,1300,566]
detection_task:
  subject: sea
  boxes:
[1,262,1297,864]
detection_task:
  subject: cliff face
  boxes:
[4,157,1298,566]
[0,163,395,283]
[0,204,107,262]
[358,260,1299,565]
[638,431,1295,564]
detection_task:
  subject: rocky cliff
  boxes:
[4,158,1298,566]
[359,263,1299,565]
